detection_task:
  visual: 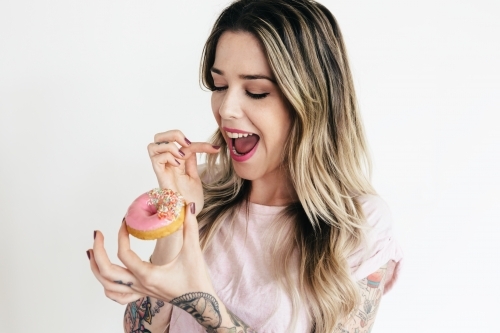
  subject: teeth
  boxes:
[226,131,253,139]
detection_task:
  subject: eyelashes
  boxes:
[212,86,269,100]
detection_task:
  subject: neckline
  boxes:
[246,201,286,216]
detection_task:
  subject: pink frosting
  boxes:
[125,192,171,231]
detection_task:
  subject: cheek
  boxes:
[211,93,221,124]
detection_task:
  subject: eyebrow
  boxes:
[211,67,276,83]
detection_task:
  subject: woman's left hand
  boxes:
[88,202,214,305]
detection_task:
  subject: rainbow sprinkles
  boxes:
[147,188,185,222]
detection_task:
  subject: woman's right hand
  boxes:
[146,129,220,264]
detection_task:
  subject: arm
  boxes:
[124,296,172,333]
[334,261,394,333]
[170,291,257,333]
[122,230,184,333]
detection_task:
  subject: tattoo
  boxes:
[170,292,257,333]
[333,263,389,333]
[114,280,133,287]
[170,292,221,330]
[228,310,258,333]
[124,296,165,333]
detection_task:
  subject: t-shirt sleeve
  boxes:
[347,194,403,294]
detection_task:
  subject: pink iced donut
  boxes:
[124,191,185,240]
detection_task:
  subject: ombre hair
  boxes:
[197,1,375,332]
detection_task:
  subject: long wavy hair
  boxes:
[197,1,375,332]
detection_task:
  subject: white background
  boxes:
[1,0,499,332]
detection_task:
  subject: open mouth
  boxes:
[226,131,260,157]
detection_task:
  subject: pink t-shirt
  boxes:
[169,194,403,333]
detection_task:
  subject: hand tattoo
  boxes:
[114,280,133,287]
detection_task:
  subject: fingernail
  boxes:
[212,145,221,149]
[178,149,185,157]
[190,202,196,214]
[175,159,181,165]
[184,137,191,145]
[93,230,96,239]
[86,250,91,260]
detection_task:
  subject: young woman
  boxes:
[88,1,403,332]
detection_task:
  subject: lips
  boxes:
[223,127,260,162]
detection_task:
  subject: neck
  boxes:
[248,168,298,206]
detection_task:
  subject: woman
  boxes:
[88,0,403,332]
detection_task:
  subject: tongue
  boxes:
[234,135,259,154]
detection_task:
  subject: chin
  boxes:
[232,163,262,181]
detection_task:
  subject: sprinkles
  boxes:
[147,188,185,221]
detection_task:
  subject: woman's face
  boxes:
[211,31,292,182]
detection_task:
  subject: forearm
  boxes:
[124,296,172,333]
[171,291,257,333]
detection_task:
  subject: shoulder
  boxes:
[354,194,394,232]
[348,194,403,288]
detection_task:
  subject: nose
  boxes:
[216,88,244,120]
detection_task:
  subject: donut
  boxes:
[124,189,185,240]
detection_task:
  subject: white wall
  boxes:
[1,1,498,332]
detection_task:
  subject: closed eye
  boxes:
[246,91,269,99]
[213,86,228,92]
[212,86,269,100]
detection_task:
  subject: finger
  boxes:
[88,250,138,294]
[182,143,220,178]
[147,141,185,159]
[105,289,145,305]
[184,153,199,179]
[182,142,221,155]
[150,152,182,170]
[92,230,114,271]
[153,130,192,148]
[117,222,153,281]
[92,233,140,285]
[182,202,201,251]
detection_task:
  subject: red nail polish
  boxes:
[184,138,192,145]
[86,250,91,260]
[175,159,181,165]
[93,230,96,239]
[212,145,221,149]
[178,149,185,157]
[190,202,196,214]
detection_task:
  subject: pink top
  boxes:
[169,194,403,333]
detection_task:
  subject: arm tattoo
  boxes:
[228,310,258,333]
[124,296,165,333]
[334,264,389,333]
[170,292,257,333]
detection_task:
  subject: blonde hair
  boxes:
[197,1,375,332]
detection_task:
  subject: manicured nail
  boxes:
[86,250,91,260]
[212,145,221,149]
[178,149,185,157]
[175,159,181,165]
[184,137,191,145]
[190,202,196,214]
[93,230,96,239]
